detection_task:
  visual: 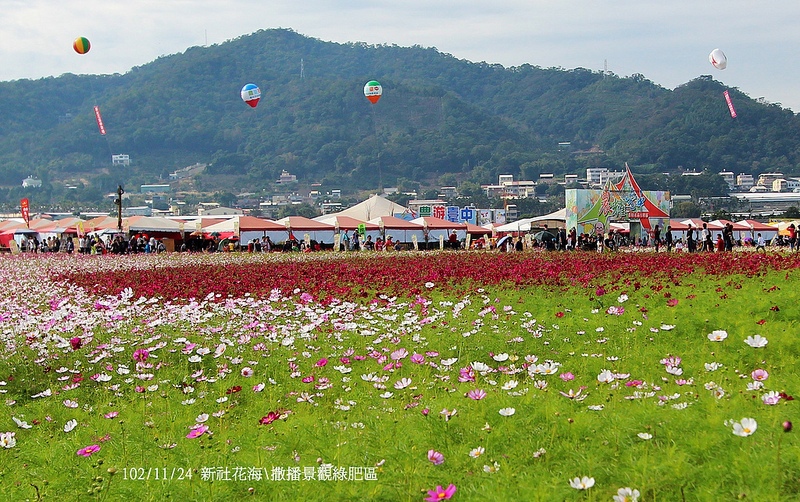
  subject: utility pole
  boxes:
[115,185,124,231]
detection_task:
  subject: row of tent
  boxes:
[0,212,495,249]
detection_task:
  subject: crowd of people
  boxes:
[10,222,797,255]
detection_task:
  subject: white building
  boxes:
[112,154,131,166]
[586,168,608,185]
[22,176,42,188]
[719,171,735,190]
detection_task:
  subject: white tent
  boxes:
[494,208,567,233]
[335,194,411,221]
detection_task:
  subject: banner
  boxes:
[723,90,737,118]
[94,105,107,135]
[20,198,30,227]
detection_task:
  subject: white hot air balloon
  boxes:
[709,49,727,70]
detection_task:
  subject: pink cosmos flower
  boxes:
[559,372,575,382]
[425,484,457,501]
[104,411,119,419]
[76,444,101,457]
[186,424,209,439]
[390,348,408,361]
[751,369,769,381]
[315,358,328,368]
[132,349,149,362]
[410,353,425,364]
[427,449,445,465]
[466,389,487,400]
[70,337,82,350]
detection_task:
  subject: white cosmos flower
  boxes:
[744,335,768,348]
[188,355,202,363]
[424,282,435,289]
[587,404,604,411]
[501,380,518,390]
[471,361,492,373]
[379,392,394,399]
[708,330,728,342]
[637,432,652,440]
[498,407,515,416]
[469,446,485,458]
[196,413,209,423]
[569,476,595,490]
[704,362,722,372]
[617,294,629,303]
[394,378,412,390]
[660,324,675,331]
[63,419,78,433]
[746,381,764,391]
[597,369,615,383]
[241,367,254,378]
[12,417,32,429]
[492,353,509,362]
[0,431,16,448]
[441,358,458,366]
[614,487,641,502]
[732,417,758,436]
[63,400,79,408]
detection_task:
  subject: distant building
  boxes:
[277,170,297,184]
[719,171,735,190]
[123,206,152,217]
[538,173,555,184]
[440,186,458,199]
[22,176,42,188]
[498,174,514,185]
[112,154,131,166]
[736,173,754,191]
[564,174,579,185]
[141,184,171,194]
[200,206,243,216]
[757,172,784,187]
[586,168,608,185]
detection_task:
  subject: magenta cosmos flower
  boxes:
[425,484,456,501]
[76,444,101,457]
[132,349,149,362]
[186,424,209,439]
[427,449,445,465]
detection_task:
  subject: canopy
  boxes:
[275,216,336,243]
[335,194,411,221]
[314,214,380,232]
[203,215,288,244]
[126,215,184,233]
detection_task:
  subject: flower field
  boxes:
[1,251,799,501]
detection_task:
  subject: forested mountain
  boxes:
[1,28,799,200]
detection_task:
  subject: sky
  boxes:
[2,0,799,112]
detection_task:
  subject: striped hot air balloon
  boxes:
[73,37,91,55]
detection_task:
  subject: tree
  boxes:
[673,201,701,218]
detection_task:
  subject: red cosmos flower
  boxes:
[756,319,766,325]
[70,337,82,350]
[555,312,565,318]
[779,392,794,401]
[770,305,780,312]
[666,299,679,307]
[226,385,242,395]
[259,411,280,425]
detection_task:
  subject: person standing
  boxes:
[653,225,661,252]
[665,225,674,252]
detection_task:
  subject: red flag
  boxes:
[723,90,737,118]
[94,105,107,135]
[20,198,30,227]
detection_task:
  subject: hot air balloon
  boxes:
[364,81,382,104]
[240,83,261,108]
[709,49,727,70]
[73,37,91,55]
